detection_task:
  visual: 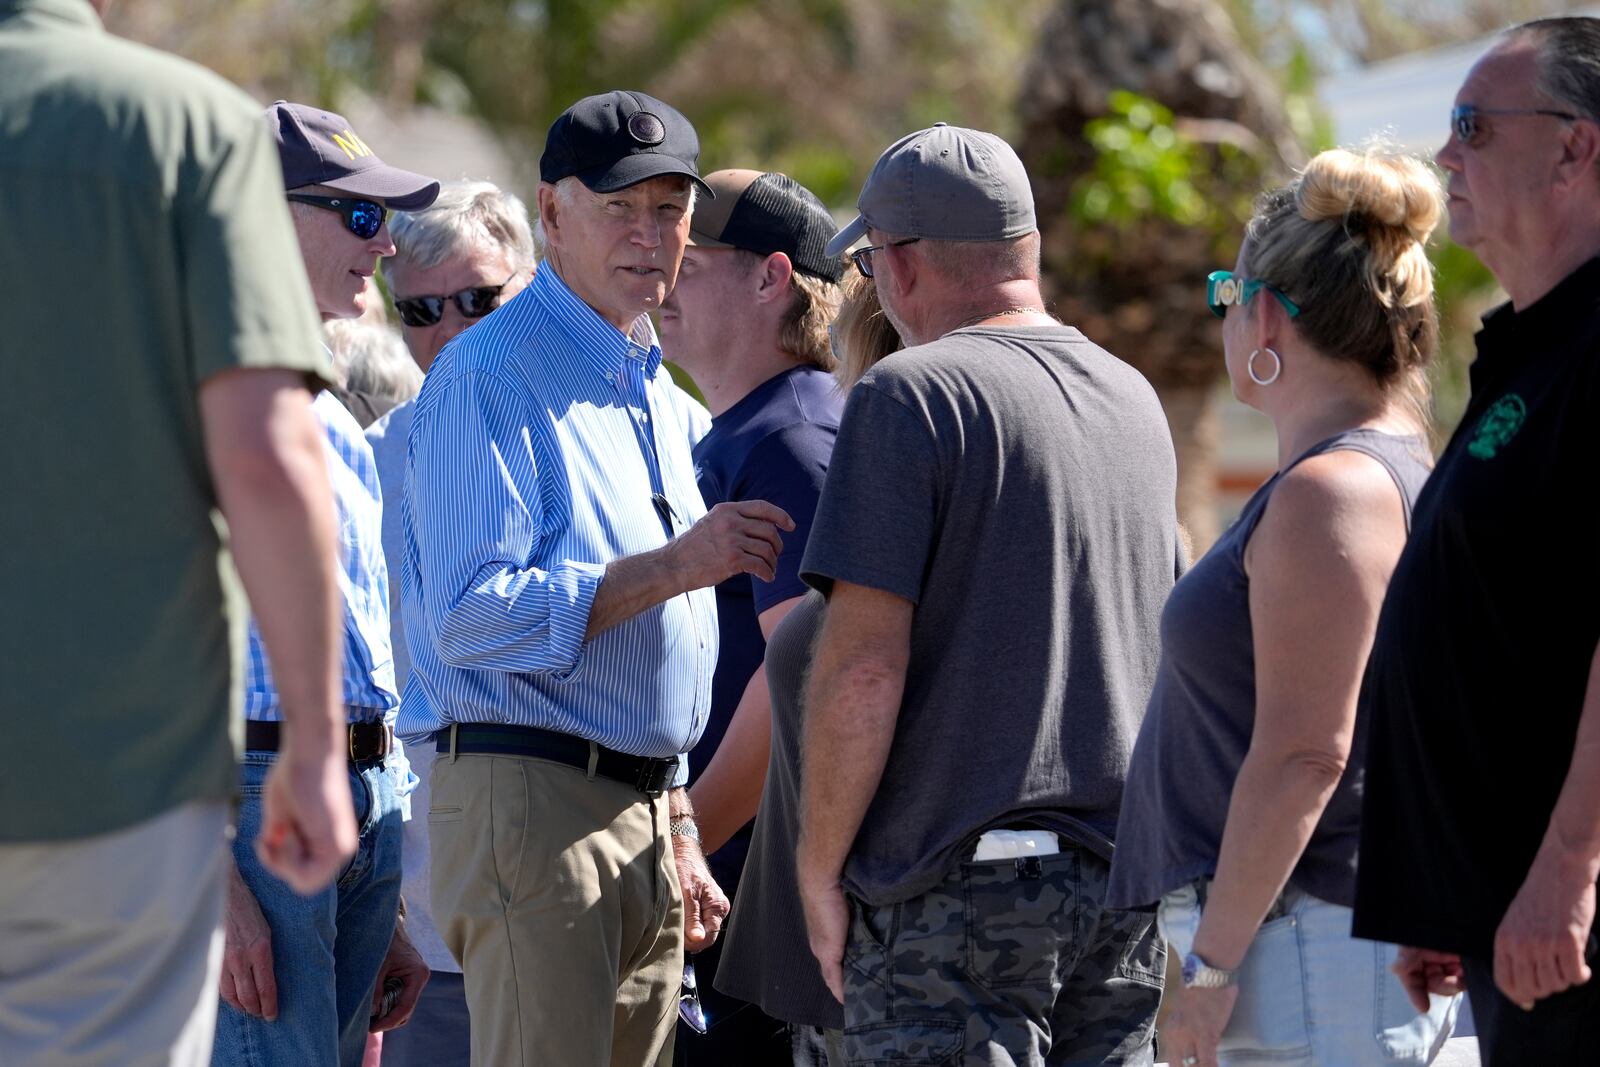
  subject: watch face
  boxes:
[1181,953,1200,986]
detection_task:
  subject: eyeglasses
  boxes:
[393,273,517,328]
[850,237,921,278]
[678,962,708,1034]
[286,194,387,240]
[1206,270,1300,319]
[1450,104,1579,148]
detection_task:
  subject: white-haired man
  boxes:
[401,91,792,1066]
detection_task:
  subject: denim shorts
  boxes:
[1158,884,1459,1066]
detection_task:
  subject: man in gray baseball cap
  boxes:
[796,125,1178,1064]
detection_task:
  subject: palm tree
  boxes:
[1017,0,1300,548]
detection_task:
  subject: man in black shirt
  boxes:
[1354,17,1600,1064]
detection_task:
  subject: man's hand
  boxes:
[667,501,795,588]
[1160,982,1240,1067]
[672,832,730,952]
[219,864,278,1020]
[1393,945,1466,1013]
[369,923,430,1033]
[256,740,358,895]
[797,868,849,1004]
[1494,847,1596,1009]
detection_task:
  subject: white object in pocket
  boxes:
[972,829,1060,862]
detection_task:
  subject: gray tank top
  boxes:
[1105,428,1432,910]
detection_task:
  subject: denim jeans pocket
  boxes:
[1372,941,1456,1062]
[961,851,1079,990]
[1220,914,1313,1059]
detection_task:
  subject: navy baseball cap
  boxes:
[540,90,712,197]
[266,100,439,211]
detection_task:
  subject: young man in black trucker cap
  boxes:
[658,169,847,1063]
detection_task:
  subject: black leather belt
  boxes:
[436,723,678,797]
[244,720,393,763]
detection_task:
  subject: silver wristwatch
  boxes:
[1181,951,1238,989]
[668,816,700,845]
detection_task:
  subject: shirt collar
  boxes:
[529,265,663,383]
[0,0,102,29]
[1473,255,1600,388]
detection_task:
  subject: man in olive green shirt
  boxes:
[0,2,359,1064]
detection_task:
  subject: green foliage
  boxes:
[1426,235,1501,437]
[1070,91,1261,252]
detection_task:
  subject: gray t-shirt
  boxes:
[715,591,842,1030]
[800,324,1179,906]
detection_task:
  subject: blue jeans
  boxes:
[1158,885,1460,1066]
[211,752,404,1067]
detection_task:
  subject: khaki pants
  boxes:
[429,750,683,1067]
[0,801,229,1067]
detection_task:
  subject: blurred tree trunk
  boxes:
[1018,0,1300,550]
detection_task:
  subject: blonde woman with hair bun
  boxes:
[1105,145,1461,1066]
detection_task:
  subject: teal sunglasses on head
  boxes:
[1206,270,1301,319]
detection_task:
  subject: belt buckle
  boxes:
[348,722,392,764]
[635,758,673,797]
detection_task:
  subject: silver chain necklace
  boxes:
[950,305,1050,331]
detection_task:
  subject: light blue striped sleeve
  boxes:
[409,368,605,675]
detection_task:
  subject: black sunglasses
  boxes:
[850,237,921,278]
[393,273,516,328]
[286,194,387,240]
[1450,104,1579,147]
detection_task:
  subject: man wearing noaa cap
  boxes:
[402,90,793,1066]
[795,124,1179,1064]
[211,101,440,1067]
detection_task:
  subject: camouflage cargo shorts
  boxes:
[842,845,1163,1066]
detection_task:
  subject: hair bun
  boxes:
[1295,146,1443,246]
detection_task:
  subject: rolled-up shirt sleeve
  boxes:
[409,369,604,675]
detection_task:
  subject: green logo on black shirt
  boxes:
[1468,394,1526,460]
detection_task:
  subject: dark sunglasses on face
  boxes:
[393,273,517,328]
[1206,270,1301,319]
[1449,104,1579,148]
[286,194,387,240]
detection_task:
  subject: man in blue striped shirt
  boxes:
[403,91,793,1067]
[212,102,439,1067]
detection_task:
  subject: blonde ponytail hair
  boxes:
[1243,146,1444,427]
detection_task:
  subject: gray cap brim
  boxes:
[824,215,869,259]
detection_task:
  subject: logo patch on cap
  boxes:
[627,112,666,146]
